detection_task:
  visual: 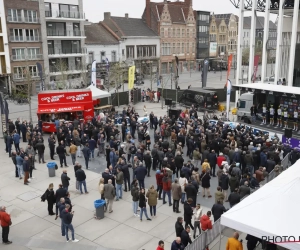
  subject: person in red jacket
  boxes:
[200,211,213,231]
[162,173,172,206]
[156,170,164,200]
[156,240,165,250]
[217,153,226,168]
[0,206,12,244]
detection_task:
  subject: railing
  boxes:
[56,11,85,19]
[45,11,52,17]
[11,54,43,61]
[185,153,291,250]
[7,16,39,23]
[9,36,40,42]
[48,47,87,55]
[49,65,82,73]
[24,17,39,23]
[47,30,85,37]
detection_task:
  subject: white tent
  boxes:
[86,85,111,100]
[221,161,300,250]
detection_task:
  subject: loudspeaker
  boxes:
[285,128,293,138]
[168,109,181,119]
[165,98,172,106]
[243,116,251,124]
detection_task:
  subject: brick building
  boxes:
[142,0,197,74]
[4,0,44,93]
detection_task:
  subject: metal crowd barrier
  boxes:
[185,153,291,250]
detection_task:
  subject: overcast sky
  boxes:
[83,0,239,23]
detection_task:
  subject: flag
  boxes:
[128,66,135,90]
[252,55,260,83]
[226,54,233,86]
[226,79,232,120]
[91,60,96,86]
[106,58,110,72]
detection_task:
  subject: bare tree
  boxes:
[80,55,89,87]
[51,59,68,89]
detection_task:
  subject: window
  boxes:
[199,26,208,33]
[10,29,23,41]
[48,40,54,54]
[88,52,94,63]
[47,22,65,36]
[100,51,106,62]
[177,29,180,37]
[221,26,225,32]
[27,48,41,60]
[198,14,209,23]
[173,28,176,37]
[126,46,134,58]
[173,43,176,54]
[168,28,171,37]
[182,43,185,54]
[61,40,81,53]
[187,29,190,37]
[161,28,164,37]
[199,37,209,44]
[137,45,157,58]
[14,66,38,79]
[111,51,116,62]
[177,43,180,54]
[45,2,52,17]
[161,43,171,56]
[24,10,38,23]
[25,29,39,41]
[59,4,79,18]
[12,48,25,60]
[239,100,246,109]
[7,9,22,22]
[73,23,80,36]
[212,26,215,32]
[122,49,125,56]
[182,29,185,37]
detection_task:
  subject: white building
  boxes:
[40,0,87,88]
[0,0,11,92]
[86,13,160,75]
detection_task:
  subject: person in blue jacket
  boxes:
[13,131,20,153]
[109,148,117,168]
[88,136,97,159]
[171,237,184,250]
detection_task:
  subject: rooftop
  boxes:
[85,23,119,45]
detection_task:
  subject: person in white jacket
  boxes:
[193,204,203,239]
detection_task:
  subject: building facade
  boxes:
[4,0,44,93]
[209,13,238,58]
[143,0,197,74]
[42,0,86,89]
[0,0,10,93]
[195,11,210,60]
[101,12,160,76]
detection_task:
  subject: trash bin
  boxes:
[94,199,106,219]
[47,162,56,177]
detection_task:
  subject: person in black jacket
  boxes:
[55,184,67,220]
[246,234,261,250]
[175,217,184,237]
[56,142,68,168]
[181,226,192,248]
[183,198,194,230]
[61,204,79,242]
[211,200,226,221]
[184,181,197,207]
[121,163,131,192]
[220,171,229,201]
[208,150,217,177]
[48,136,56,160]
[75,165,88,194]
[228,188,240,208]
[42,183,55,215]
[138,188,151,221]
[143,151,152,177]
[61,170,70,191]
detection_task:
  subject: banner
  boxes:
[226,54,233,81]
[209,42,217,57]
[252,55,260,83]
[282,136,300,148]
[91,60,96,86]
[226,79,232,120]
[128,66,135,90]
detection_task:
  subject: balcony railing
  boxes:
[45,11,52,17]
[49,65,82,73]
[47,30,85,37]
[48,47,87,55]
[7,16,39,23]
[9,36,41,42]
[56,11,85,19]
[11,54,43,61]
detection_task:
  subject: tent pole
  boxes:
[218,220,222,250]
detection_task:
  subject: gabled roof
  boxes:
[108,16,158,37]
[243,16,277,30]
[214,13,232,25]
[85,23,119,45]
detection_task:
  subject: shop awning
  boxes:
[37,105,84,114]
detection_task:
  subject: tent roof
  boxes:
[221,160,300,250]
[86,85,111,99]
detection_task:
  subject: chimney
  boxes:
[125,13,129,18]
[104,12,111,20]
[185,0,192,6]
[145,0,151,28]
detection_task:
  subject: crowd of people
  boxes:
[1,104,294,249]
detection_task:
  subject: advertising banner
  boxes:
[209,42,217,57]
[128,66,135,90]
[38,90,92,105]
[282,136,300,148]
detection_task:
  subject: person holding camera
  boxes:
[61,204,79,243]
